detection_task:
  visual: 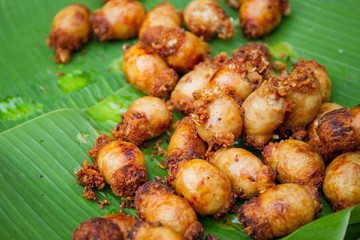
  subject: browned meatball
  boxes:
[135,180,203,239]
[166,117,207,166]
[129,221,184,240]
[88,137,148,197]
[263,139,325,188]
[46,3,91,64]
[91,0,146,41]
[307,102,343,161]
[141,26,209,73]
[323,152,360,211]
[138,2,182,39]
[184,0,234,40]
[190,89,243,154]
[239,0,291,39]
[112,96,173,146]
[209,147,275,199]
[207,49,270,102]
[167,159,234,218]
[72,213,137,240]
[169,53,227,114]
[123,42,178,99]
[238,183,322,240]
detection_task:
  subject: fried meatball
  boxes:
[167,159,234,218]
[46,3,91,64]
[166,117,207,166]
[135,180,203,239]
[72,213,136,240]
[190,89,243,154]
[307,102,343,161]
[323,152,360,211]
[89,138,148,197]
[91,0,146,41]
[239,0,291,39]
[207,49,270,102]
[209,148,275,199]
[263,139,325,188]
[129,221,184,240]
[169,53,227,114]
[184,0,234,40]
[138,2,182,39]
[238,183,322,240]
[225,0,245,9]
[123,42,178,99]
[141,26,209,73]
[316,105,360,155]
[236,42,272,61]
[294,59,332,103]
[279,64,323,140]
[112,96,173,145]
[242,80,292,150]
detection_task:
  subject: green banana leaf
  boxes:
[0,0,360,239]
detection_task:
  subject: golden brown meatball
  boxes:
[307,102,343,161]
[138,2,182,39]
[316,105,360,155]
[239,0,291,39]
[190,89,243,154]
[141,26,209,73]
[135,180,204,239]
[225,0,245,9]
[129,221,184,240]
[167,159,234,218]
[169,53,227,114]
[166,117,207,166]
[209,148,275,199]
[46,3,91,64]
[238,183,322,240]
[91,0,146,41]
[112,96,173,145]
[123,42,178,99]
[88,137,148,197]
[184,0,234,40]
[242,80,292,150]
[263,139,325,188]
[207,49,270,102]
[279,64,323,140]
[72,213,137,240]
[323,152,360,211]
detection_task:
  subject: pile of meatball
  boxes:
[46,1,360,240]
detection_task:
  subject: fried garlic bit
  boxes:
[236,42,272,61]
[169,53,227,114]
[279,63,323,140]
[72,213,137,240]
[112,96,173,146]
[225,0,246,9]
[138,2,182,39]
[167,159,235,218]
[238,183,322,240]
[88,136,148,197]
[91,0,146,41]
[295,59,332,103]
[316,104,360,156]
[307,102,344,161]
[123,42,178,99]
[263,139,325,188]
[191,89,243,154]
[323,152,360,211]
[129,221,184,240]
[184,0,234,40]
[46,3,91,64]
[141,26,209,73]
[240,0,291,39]
[242,80,292,150]
[135,180,204,239]
[166,117,207,166]
[209,148,275,199]
[207,48,271,102]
